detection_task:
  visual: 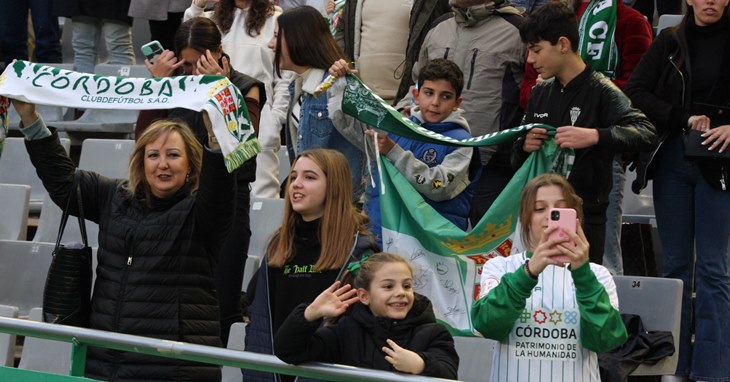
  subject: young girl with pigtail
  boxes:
[273,252,459,379]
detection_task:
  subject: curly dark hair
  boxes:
[213,0,275,37]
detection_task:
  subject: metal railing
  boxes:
[0,316,452,382]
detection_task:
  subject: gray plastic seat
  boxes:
[278,146,290,185]
[0,240,55,316]
[0,137,71,213]
[248,198,285,258]
[454,336,496,382]
[614,275,683,376]
[0,184,30,240]
[78,138,134,178]
[33,193,99,247]
[33,139,134,246]
[657,14,683,34]
[622,169,655,224]
[222,323,247,382]
[243,198,284,291]
[0,304,19,366]
[18,307,72,374]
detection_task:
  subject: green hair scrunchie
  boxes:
[346,252,372,276]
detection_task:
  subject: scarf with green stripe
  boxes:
[578,0,619,79]
[0,61,259,171]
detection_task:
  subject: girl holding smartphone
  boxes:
[471,174,627,382]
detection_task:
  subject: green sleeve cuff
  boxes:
[570,262,602,295]
[512,263,539,295]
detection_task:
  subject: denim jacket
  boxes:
[285,69,367,200]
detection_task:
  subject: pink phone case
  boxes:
[547,208,577,263]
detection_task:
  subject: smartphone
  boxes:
[547,208,577,263]
[141,40,164,61]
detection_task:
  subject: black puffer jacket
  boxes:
[274,294,459,379]
[26,130,235,381]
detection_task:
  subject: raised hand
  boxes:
[197,50,229,77]
[10,99,39,126]
[145,50,183,78]
[364,130,396,155]
[382,339,425,375]
[303,281,359,322]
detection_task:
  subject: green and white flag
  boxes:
[378,140,565,336]
[0,61,259,171]
[338,74,574,336]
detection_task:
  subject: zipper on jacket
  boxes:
[442,47,450,60]
[721,164,727,191]
[467,48,478,90]
[668,55,686,112]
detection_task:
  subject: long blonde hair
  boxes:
[267,149,370,270]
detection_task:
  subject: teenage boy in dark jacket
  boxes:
[512,2,656,264]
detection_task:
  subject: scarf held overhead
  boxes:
[0,61,259,172]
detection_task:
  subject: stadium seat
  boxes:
[222,323,247,382]
[78,138,134,178]
[613,275,682,376]
[278,146,290,185]
[0,304,18,366]
[454,337,496,382]
[33,193,99,247]
[657,14,683,34]
[0,184,30,240]
[243,198,284,291]
[0,240,55,316]
[248,198,285,259]
[17,307,72,374]
[0,137,71,213]
[33,138,133,246]
[241,256,261,293]
[622,170,655,224]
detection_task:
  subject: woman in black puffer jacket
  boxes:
[13,98,234,381]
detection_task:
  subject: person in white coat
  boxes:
[185,0,293,198]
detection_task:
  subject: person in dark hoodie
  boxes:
[274,252,459,379]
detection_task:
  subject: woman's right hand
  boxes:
[303,281,359,322]
[145,50,184,78]
[10,99,39,127]
[528,226,571,275]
